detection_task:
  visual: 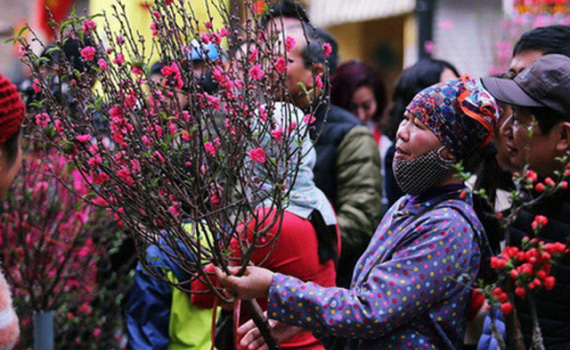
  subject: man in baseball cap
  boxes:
[481,54,570,348]
[482,54,570,176]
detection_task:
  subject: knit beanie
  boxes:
[0,74,25,144]
[406,75,499,160]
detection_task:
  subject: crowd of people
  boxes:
[1,0,570,349]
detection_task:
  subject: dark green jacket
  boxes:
[311,103,383,287]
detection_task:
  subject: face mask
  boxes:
[392,147,454,195]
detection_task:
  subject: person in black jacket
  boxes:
[482,54,570,350]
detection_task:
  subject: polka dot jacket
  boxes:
[267,186,484,350]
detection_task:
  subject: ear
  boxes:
[439,147,456,162]
[555,122,570,153]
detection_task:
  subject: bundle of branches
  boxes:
[14,0,325,347]
[0,140,131,349]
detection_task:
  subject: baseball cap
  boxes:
[189,40,220,61]
[481,54,570,117]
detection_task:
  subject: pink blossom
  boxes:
[131,66,143,75]
[35,112,50,127]
[33,181,49,193]
[201,33,211,44]
[165,0,174,5]
[204,141,217,156]
[80,46,96,61]
[303,114,315,124]
[210,33,222,44]
[168,122,177,135]
[113,53,125,66]
[219,27,229,37]
[116,36,125,46]
[248,48,258,63]
[315,75,323,90]
[271,127,283,142]
[17,45,26,57]
[32,79,41,93]
[82,19,96,33]
[259,107,268,121]
[182,111,190,122]
[249,64,265,80]
[95,173,109,185]
[285,36,296,52]
[204,21,212,29]
[93,195,109,207]
[76,134,92,143]
[92,328,101,338]
[79,303,92,315]
[249,148,266,163]
[77,246,91,259]
[168,201,181,216]
[152,11,162,19]
[97,59,108,71]
[204,93,221,111]
[88,154,102,167]
[322,43,332,57]
[161,62,183,89]
[117,167,134,185]
[151,21,159,36]
[54,120,63,134]
[287,121,297,132]
[211,191,220,205]
[274,57,287,74]
[153,151,165,163]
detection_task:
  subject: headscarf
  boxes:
[406,75,499,160]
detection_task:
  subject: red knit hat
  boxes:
[0,73,25,144]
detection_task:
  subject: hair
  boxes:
[513,25,570,57]
[385,58,460,141]
[150,61,165,76]
[330,60,388,124]
[298,24,339,75]
[529,106,567,135]
[260,0,309,28]
[1,129,21,167]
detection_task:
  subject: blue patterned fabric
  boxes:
[266,186,485,350]
[406,76,499,160]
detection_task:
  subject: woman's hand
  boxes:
[237,316,302,350]
[214,266,275,300]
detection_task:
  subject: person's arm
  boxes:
[335,126,382,255]
[0,270,18,350]
[266,208,480,339]
[126,263,172,350]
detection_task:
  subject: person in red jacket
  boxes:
[191,103,339,350]
[0,73,26,350]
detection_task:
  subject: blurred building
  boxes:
[306,0,505,93]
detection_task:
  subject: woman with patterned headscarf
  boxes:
[214,76,500,350]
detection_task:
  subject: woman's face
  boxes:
[350,86,377,124]
[0,136,23,201]
[395,111,445,161]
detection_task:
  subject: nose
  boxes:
[500,114,513,140]
[396,119,409,142]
